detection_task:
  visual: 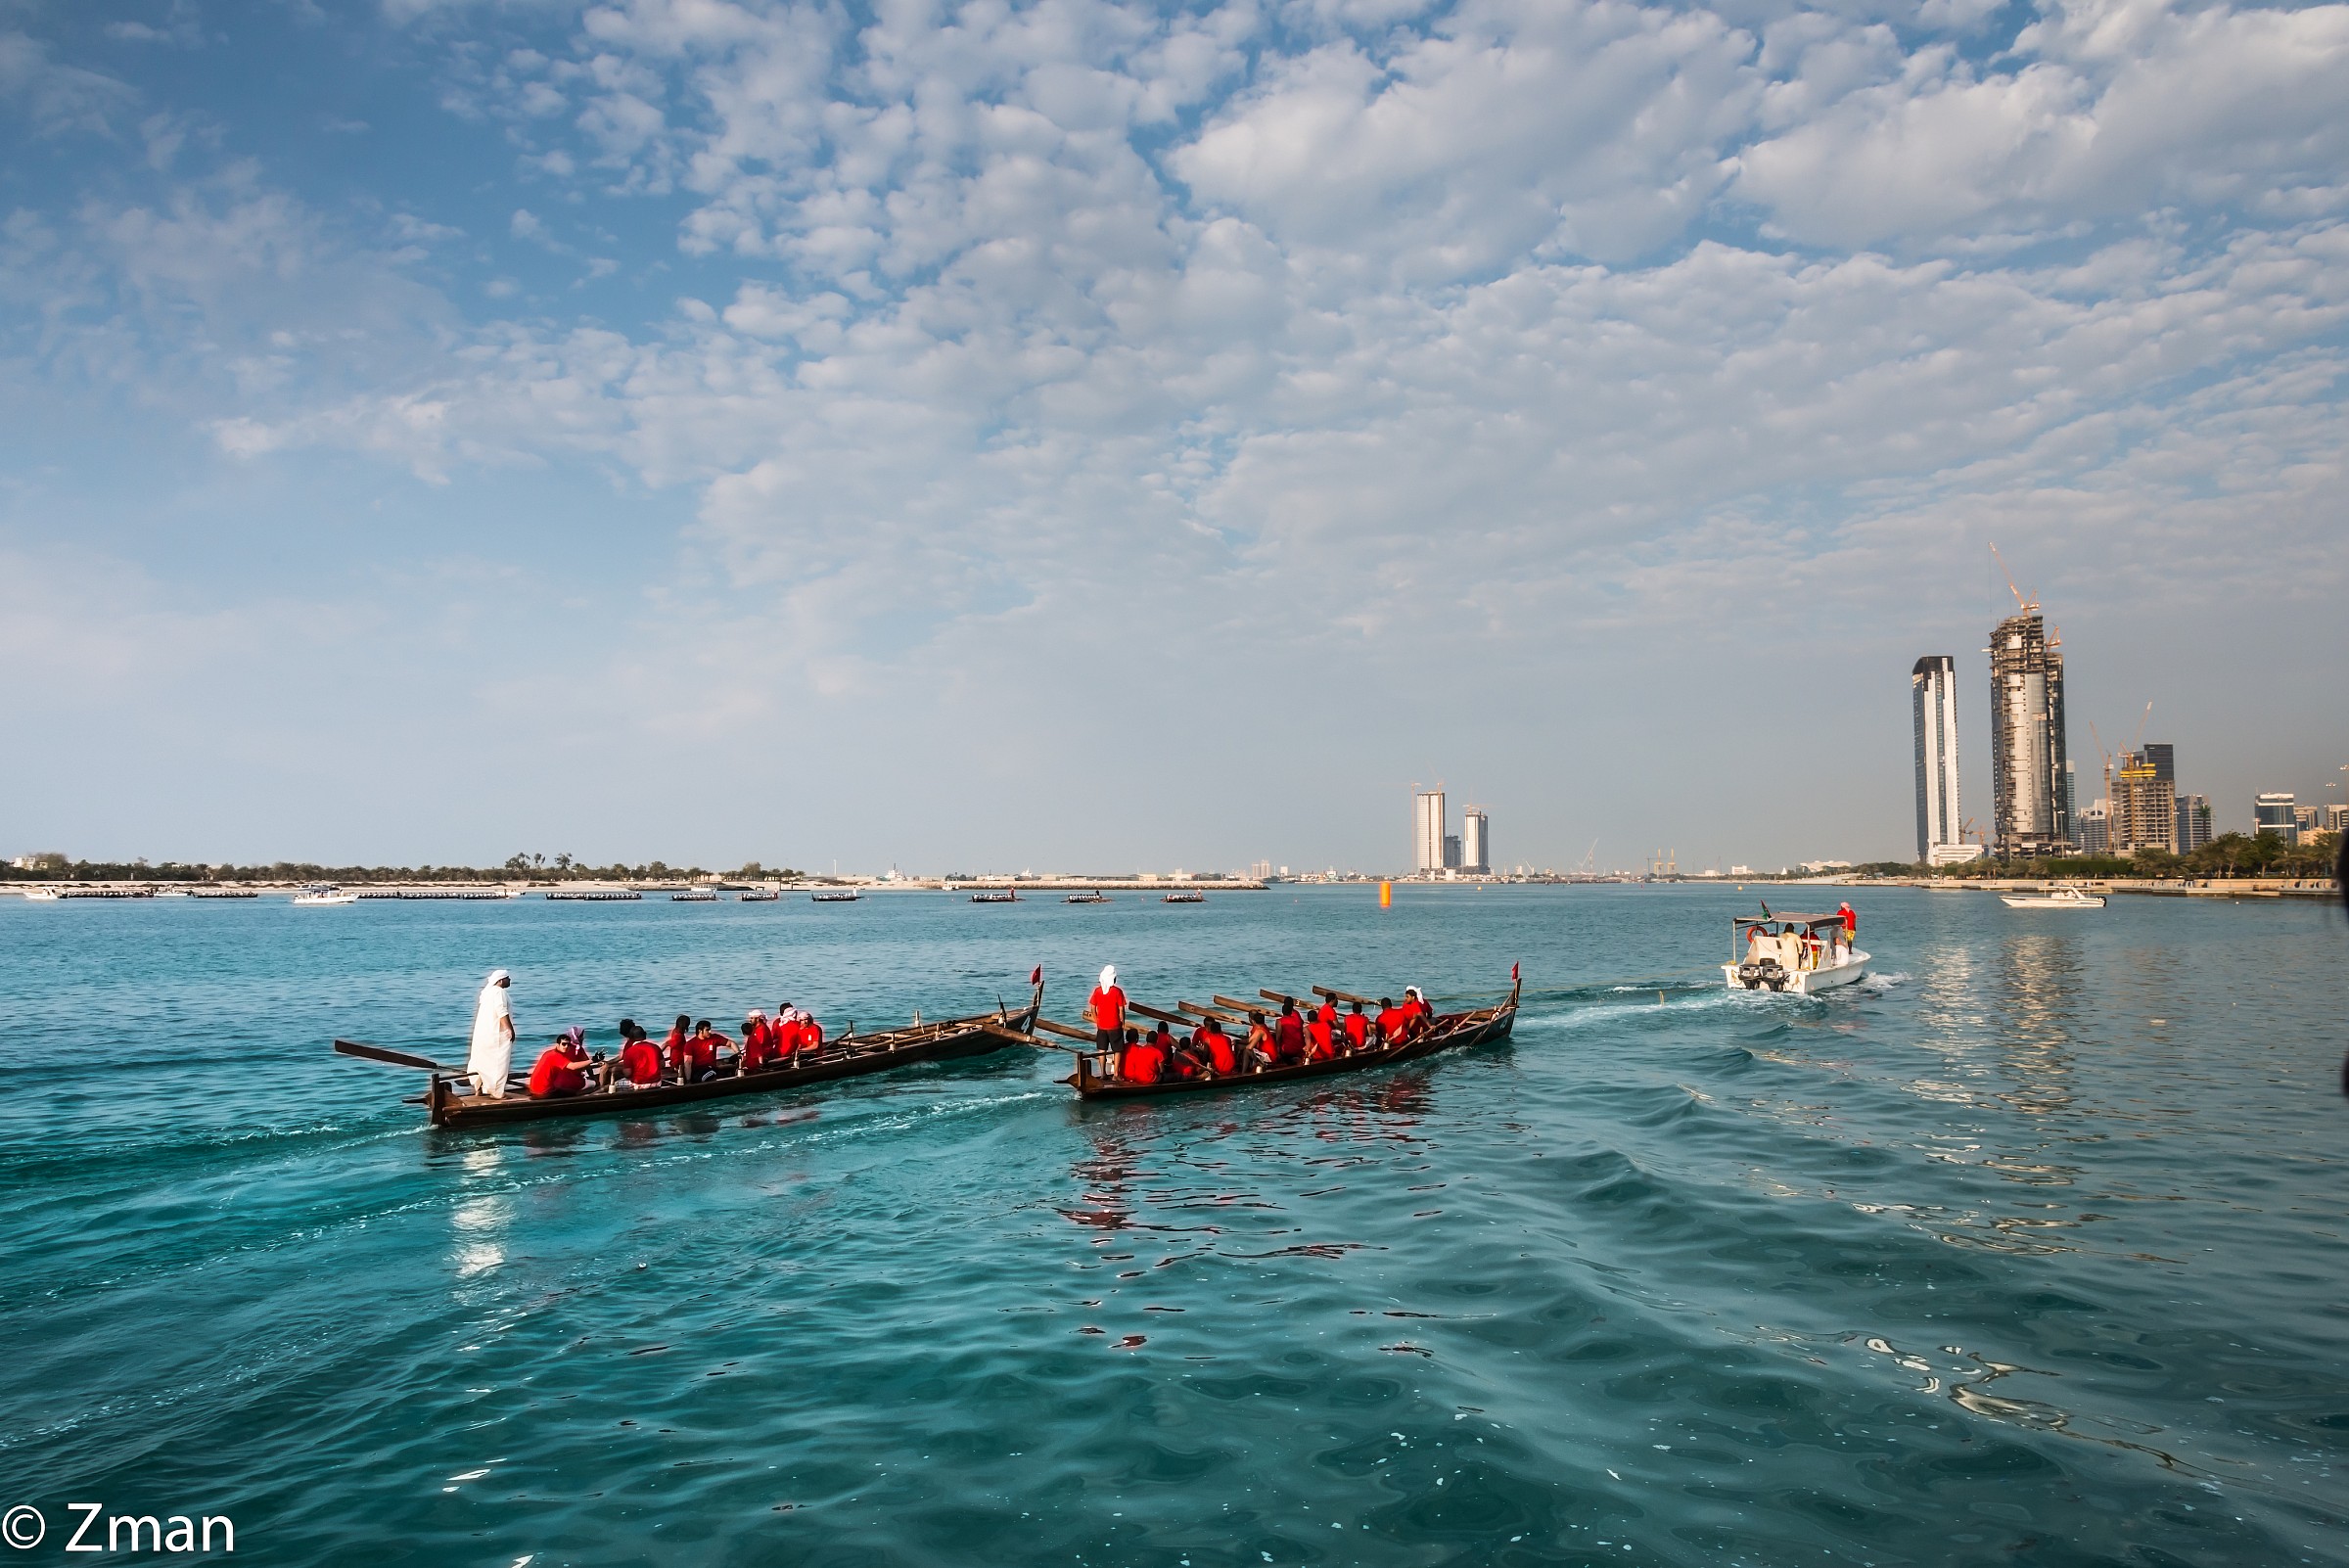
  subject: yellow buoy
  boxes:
[1379,880,1392,908]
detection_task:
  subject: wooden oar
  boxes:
[1125,1000,1196,1029]
[981,1022,1089,1055]
[335,1039,464,1073]
[1177,999,1253,1026]
[1032,1016,1098,1043]
[1311,985,1381,1007]
[1211,994,1275,1015]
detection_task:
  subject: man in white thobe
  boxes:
[467,969,516,1097]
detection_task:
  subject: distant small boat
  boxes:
[811,890,862,903]
[293,885,358,906]
[544,890,641,901]
[20,887,60,901]
[189,889,258,899]
[670,890,719,902]
[970,890,1019,904]
[1064,892,1110,903]
[2002,883,2106,909]
[739,891,780,902]
[1161,892,1206,904]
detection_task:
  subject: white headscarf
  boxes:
[467,971,514,1098]
[1099,965,1117,988]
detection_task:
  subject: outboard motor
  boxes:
[1736,958,1787,992]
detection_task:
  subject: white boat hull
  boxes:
[293,893,359,905]
[1724,948,1869,995]
[2001,894,2106,908]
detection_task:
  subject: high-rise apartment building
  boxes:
[1911,657,1962,861]
[1443,834,1462,871]
[2176,794,2213,853]
[1988,608,2070,857]
[2324,804,2349,835]
[2112,745,2177,854]
[1413,789,1447,872]
[2078,800,2110,855]
[2254,792,2297,843]
[1461,808,1491,875]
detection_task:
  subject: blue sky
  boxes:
[2,0,2343,873]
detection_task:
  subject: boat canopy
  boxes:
[1733,912,1848,929]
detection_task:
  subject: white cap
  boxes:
[484,969,511,987]
[1100,964,1117,987]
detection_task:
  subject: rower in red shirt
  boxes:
[1122,1028,1166,1084]
[661,1013,693,1080]
[1274,999,1306,1063]
[1087,965,1128,1071]
[1343,1000,1370,1051]
[1305,1011,1337,1061]
[1314,997,1339,1033]
[615,1021,663,1087]
[1197,1019,1238,1075]
[1244,1011,1276,1070]
[527,1028,591,1097]
[795,1012,825,1058]
[1375,995,1408,1043]
[740,1010,776,1070]
[674,1019,724,1082]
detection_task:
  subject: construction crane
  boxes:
[1989,542,2037,614]
[2087,720,2116,850]
[2131,700,2153,750]
[1578,838,1598,876]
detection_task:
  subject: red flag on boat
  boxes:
[1511,962,1520,982]
[1029,966,1042,986]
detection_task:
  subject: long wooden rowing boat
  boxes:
[1033,973,1519,1100]
[337,978,1044,1129]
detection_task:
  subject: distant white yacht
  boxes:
[292,885,359,905]
[2001,883,2106,909]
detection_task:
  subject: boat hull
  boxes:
[1723,949,1869,995]
[421,993,1041,1129]
[1069,997,1517,1100]
[2001,895,2106,908]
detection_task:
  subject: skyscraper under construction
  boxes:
[1988,604,2071,858]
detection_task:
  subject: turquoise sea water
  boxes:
[1,885,2344,1567]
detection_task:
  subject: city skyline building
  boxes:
[1443,833,1463,871]
[1988,606,2071,857]
[1462,807,1491,875]
[1413,788,1447,873]
[2078,799,2110,855]
[2254,792,2297,842]
[2176,794,2213,853]
[1911,656,1962,861]
[2112,746,2178,854]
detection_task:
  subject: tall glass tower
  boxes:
[1911,656,1961,861]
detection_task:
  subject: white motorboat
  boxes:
[20,886,61,901]
[1725,908,1868,994]
[292,884,359,905]
[2001,883,2106,909]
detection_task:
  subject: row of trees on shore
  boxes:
[1847,830,2340,882]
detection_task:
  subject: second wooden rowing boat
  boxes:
[336,977,1044,1129]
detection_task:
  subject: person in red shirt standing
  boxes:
[1087,965,1128,1076]
[1343,1000,1370,1052]
[1274,998,1307,1064]
[614,1021,663,1087]
[527,1029,591,1097]
[1839,901,1857,943]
